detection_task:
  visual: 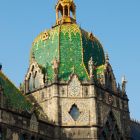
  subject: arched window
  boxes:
[58,4,63,18]
[31,136,35,140]
[70,6,73,18]
[101,131,107,140]
[29,74,34,91]
[34,71,40,89]
[20,134,27,140]
[64,5,68,16]
[100,112,122,139]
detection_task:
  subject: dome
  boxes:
[31,23,105,81]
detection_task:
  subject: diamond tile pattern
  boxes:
[0,71,32,111]
[32,23,105,81]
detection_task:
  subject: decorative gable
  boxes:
[30,113,38,132]
[25,61,44,93]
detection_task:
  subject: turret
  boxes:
[55,0,76,25]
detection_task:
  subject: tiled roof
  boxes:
[131,120,140,140]
[31,23,105,81]
[0,71,32,111]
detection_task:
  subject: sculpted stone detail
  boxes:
[30,113,38,132]
[12,133,19,140]
[6,129,12,139]
[108,95,114,105]
[83,87,89,97]
[68,75,81,97]
[59,86,67,97]
[113,110,121,130]
[101,112,123,139]
[122,76,127,95]
[52,58,59,77]
[62,99,89,125]
[2,111,15,125]
[25,61,44,92]
[101,104,110,125]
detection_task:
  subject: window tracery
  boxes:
[101,112,122,140]
[25,62,44,93]
[34,71,40,89]
[20,134,27,140]
[29,73,34,91]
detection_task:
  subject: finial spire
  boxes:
[88,57,94,80]
[105,52,109,63]
[0,63,2,71]
[122,75,127,94]
[55,0,76,25]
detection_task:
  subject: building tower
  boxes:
[24,0,131,139]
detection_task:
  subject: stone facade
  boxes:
[0,61,132,139]
[0,0,139,140]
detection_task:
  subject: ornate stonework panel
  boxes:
[68,75,81,97]
[25,61,44,92]
[59,86,67,97]
[62,99,90,126]
[12,133,19,140]
[30,113,38,132]
[113,110,121,130]
[100,104,110,124]
[2,111,15,125]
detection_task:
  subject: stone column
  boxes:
[68,5,70,17]
[56,10,59,21]
[63,6,65,17]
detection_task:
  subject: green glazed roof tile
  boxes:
[0,71,32,111]
[32,23,105,81]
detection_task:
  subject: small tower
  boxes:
[88,57,94,81]
[122,75,127,95]
[55,0,76,25]
[105,52,109,64]
[0,63,2,71]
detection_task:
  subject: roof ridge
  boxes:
[0,71,19,91]
[131,118,140,126]
[0,71,32,107]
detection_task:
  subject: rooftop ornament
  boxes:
[55,0,76,25]
[122,76,127,94]
[0,63,2,71]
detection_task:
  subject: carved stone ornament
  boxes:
[88,57,94,79]
[68,75,81,97]
[30,113,38,132]
[108,95,114,104]
[62,99,89,125]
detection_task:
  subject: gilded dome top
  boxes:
[31,23,105,81]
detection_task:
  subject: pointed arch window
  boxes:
[58,4,63,18]
[20,134,27,140]
[64,5,68,16]
[100,112,122,140]
[34,71,40,89]
[101,131,107,140]
[29,74,34,91]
